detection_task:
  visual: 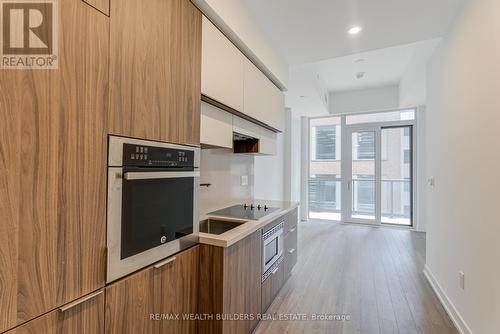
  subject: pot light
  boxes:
[348,26,362,36]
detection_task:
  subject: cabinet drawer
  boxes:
[285,208,298,232]
[284,227,298,277]
[261,262,285,313]
[6,290,105,334]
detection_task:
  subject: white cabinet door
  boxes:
[259,127,278,156]
[232,115,261,139]
[243,58,284,131]
[202,16,244,112]
[201,102,233,149]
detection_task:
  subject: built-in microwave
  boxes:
[106,136,200,282]
[262,221,284,282]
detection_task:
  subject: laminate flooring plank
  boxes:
[253,221,459,334]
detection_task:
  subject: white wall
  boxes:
[425,0,500,333]
[254,134,285,201]
[329,85,399,114]
[399,38,441,108]
[192,0,288,89]
[199,149,254,215]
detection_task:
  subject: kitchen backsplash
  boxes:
[199,149,254,215]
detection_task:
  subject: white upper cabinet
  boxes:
[202,16,244,112]
[202,15,285,133]
[258,127,278,156]
[243,58,285,132]
[201,101,233,149]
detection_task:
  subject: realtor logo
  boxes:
[1,0,58,69]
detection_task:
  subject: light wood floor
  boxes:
[254,221,458,334]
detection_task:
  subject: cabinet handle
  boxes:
[288,248,296,254]
[289,227,296,233]
[59,290,103,313]
[154,256,176,269]
[271,267,279,275]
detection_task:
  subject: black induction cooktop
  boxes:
[208,204,279,220]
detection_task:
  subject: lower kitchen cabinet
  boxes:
[261,262,285,313]
[284,208,298,278]
[5,290,105,334]
[105,246,199,334]
[284,228,298,278]
[199,230,262,334]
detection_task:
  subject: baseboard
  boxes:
[423,264,473,334]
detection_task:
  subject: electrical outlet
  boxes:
[459,271,465,290]
[428,177,435,188]
[240,175,248,186]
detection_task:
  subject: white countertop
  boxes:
[198,200,299,248]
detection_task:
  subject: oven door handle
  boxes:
[124,171,200,180]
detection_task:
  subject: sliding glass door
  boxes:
[308,109,415,227]
[344,127,380,224]
[381,126,412,226]
[343,125,413,226]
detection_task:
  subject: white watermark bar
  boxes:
[149,313,351,322]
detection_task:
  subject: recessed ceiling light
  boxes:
[348,26,362,36]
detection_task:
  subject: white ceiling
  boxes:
[284,38,440,115]
[315,39,441,92]
[241,0,464,65]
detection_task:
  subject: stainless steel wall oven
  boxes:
[106,136,200,282]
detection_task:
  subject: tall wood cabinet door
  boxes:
[0,0,108,331]
[6,291,105,334]
[109,0,202,145]
[105,246,199,334]
[202,16,245,111]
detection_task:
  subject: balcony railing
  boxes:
[308,178,411,223]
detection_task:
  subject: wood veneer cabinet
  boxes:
[0,0,108,331]
[5,291,105,334]
[261,261,285,313]
[284,208,298,278]
[261,208,298,313]
[108,0,202,146]
[105,246,200,334]
[199,230,262,334]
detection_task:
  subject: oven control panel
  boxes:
[122,143,194,167]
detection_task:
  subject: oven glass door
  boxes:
[120,169,195,259]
